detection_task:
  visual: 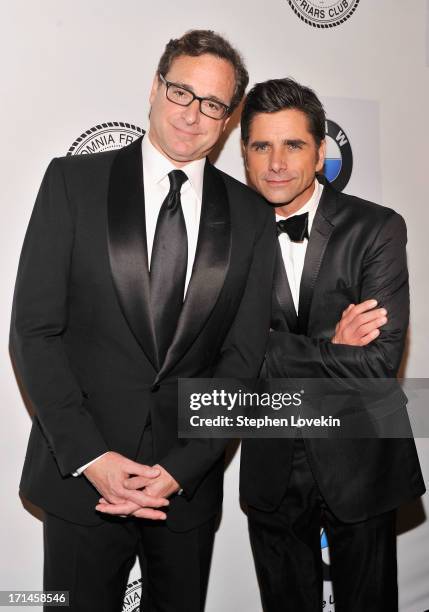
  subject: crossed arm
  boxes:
[267,212,408,381]
[95,214,404,516]
[98,213,405,517]
[93,298,387,517]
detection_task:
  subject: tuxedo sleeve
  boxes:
[9,159,109,476]
[267,211,409,379]
[159,210,277,498]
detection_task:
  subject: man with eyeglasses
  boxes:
[10,30,276,611]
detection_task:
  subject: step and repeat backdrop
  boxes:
[1,1,429,610]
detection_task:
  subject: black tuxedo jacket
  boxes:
[10,136,277,531]
[240,178,425,523]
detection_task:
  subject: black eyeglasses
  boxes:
[159,74,230,120]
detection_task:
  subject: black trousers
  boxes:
[43,512,215,612]
[43,427,216,612]
[248,438,397,612]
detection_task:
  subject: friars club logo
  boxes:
[122,578,142,612]
[67,121,145,156]
[323,119,353,192]
[287,0,360,28]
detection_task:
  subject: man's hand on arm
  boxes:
[331,299,387,346]
[83,451,170,520]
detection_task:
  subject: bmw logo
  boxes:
[321,528,331,581]
[323,119,353,192]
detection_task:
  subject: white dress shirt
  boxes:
[143,134,205,294]
[276,179,324,313]
[73,136,206,476]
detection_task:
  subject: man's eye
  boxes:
[207,101,221,111]
[171,87,188,99]
[201,99,222,113]
[254,144,268,152]
[288,143,302,150]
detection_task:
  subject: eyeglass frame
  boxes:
[158,73,231,120]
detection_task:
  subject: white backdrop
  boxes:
[1,1,428,610]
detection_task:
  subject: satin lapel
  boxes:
[107,136,158,370]
[273,242,298,332]
[297,181,338,334]
[155,161,231,382]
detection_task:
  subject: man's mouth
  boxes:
[265,177,294,185]
[172,125,202,137]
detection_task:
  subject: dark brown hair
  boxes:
[241,78,326,146]
[157,29,249,114]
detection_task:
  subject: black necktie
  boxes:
[150,169,188,365]
[277,212,309,242]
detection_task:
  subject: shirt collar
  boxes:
[142,134,206,202]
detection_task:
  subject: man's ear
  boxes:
[221,115,232,133]
[149,73,160,106]
[315,139,326,173]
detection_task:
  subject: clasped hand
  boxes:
[83,452,180,520]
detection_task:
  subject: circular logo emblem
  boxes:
[320,528,331,581]
[67,121,145,156]
[122,579,142,612]
[323,119,353,192]
[287,0,360,28]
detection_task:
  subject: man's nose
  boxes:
[182,99,200,125]
[269,149,287,172]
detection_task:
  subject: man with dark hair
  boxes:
[157,29,249,115]
[10,30,276,611]
[240,78,425,611]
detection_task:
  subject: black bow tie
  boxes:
[277,212,309,242]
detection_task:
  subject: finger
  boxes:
[122,489,170,508]
[358,328,381,346]
[343,305,384,331]
[348,299,379,317]
[98,494,132,505]
[97,496,131,505]
[96,501,140,513]
[96,501,141,514]
[341,303,355,318]
[358,318,387,337]
[354,309,387,328]
[102,481,153,504]
[132,508,167,520]
[144,485,163,497]
[123,460,161,478]
[97,487,132,504]
[124,476,158,490]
